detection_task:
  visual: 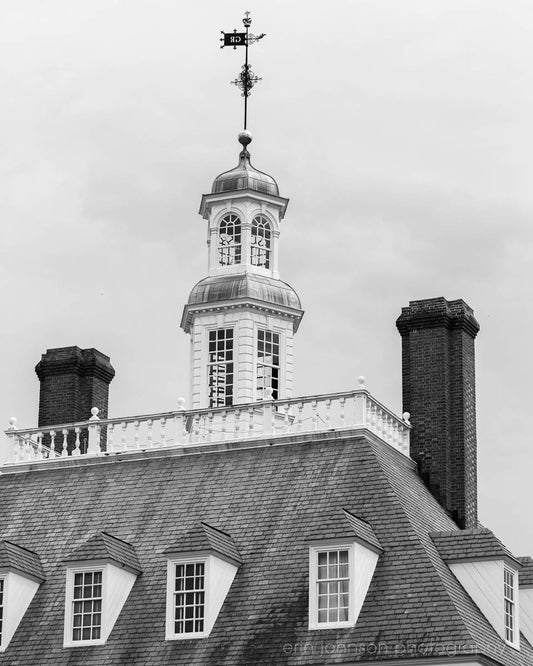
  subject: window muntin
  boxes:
[173,562,205,635]
[72,570,103,642]
[317,550,350,624]
[257,330,280,400]
[251,215,271,269]
[504,567,515,644]
[218,214,241,266]
[208,329,234,407]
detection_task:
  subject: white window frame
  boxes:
[218,213,242,267]
[504,566,520,648]
[207,327,235,408]
[309,541,356,630]
[64,563,106,647]
[256,328,281,401]
[166,556,210,640]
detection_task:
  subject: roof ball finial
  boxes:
[238,130,252,149]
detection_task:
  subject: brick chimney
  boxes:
[396,298,480,529]
[35,347,115,427]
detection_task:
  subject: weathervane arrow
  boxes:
[220,11,266,130]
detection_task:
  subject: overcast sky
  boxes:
[1,1,531,555]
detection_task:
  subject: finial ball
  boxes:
[238,130,252,148]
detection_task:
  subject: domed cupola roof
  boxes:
[181,273,303,333]
[211,131,279,197]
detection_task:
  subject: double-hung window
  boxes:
[309,543,355,629]
[504,567,516,645]
[169,559,207,638]
[72,570,103,642]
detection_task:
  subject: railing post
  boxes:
[262,388,274,435]
[87,407,101,454]
[2,417,18,464]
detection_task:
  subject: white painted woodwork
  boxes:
[63,560,139,647]
[189,311,293,409]
[5,388,412,463]
[520,587,533,646]
[165,553,239,640]
[449,560,520,648]
[0,571,41,651]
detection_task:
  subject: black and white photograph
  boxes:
[0,1,531,663]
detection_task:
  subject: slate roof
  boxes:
[0,431,530,666]
[342,509,383,552]
[518,557,533,587]
[163,522,242,565]
[64,531,141,573]
[430,528,519,565]
[0,540,45,581]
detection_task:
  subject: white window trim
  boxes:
[253,323,285,402]
[504,566,520,649]
[64,563,106,648]
[309,541,356,630]
[0,574,6,651]
[0,569,42,652]
[165,555,210,640]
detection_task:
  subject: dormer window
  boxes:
[251,215,271,269]
[218,214,241,266]
[504,567,516,645]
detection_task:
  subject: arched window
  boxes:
[218,214,241,266]
[251,215,271,269]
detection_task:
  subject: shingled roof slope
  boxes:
[342,509,383,552]
[430,528,518,564]
[0,540,45,581]
[370,436,533,665]
[164,522,242,564]
[0,433,530,665]
[518,557,533,587]
[64,532,141,573]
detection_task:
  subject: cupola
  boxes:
[181,132,303,409]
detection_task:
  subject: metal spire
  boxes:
[220,11,266,130]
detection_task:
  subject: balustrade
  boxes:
[3,380,410,466]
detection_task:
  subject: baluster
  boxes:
[297,402,304,432]
[176,398,186,444]
[160,418,167,447]
[193,414,201,442]
[174,413,183,445]
[311,400,318,430]
[283,403,291,433]
[207,412,214,442]
[4,418,18,464]
[325,399,332,429]
[36,431,43,460]
[248,407,254,438]
[62,429,68,457]
[50,430,56,457]
[339,397,346,429]
[235,409,241,439]
[146,419,153,448]
[107,423,114,453]
[392,420,399,449]
[221,411,227,440]
[73,428,81,456]
[133,420,140,450]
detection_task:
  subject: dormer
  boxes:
[431,528,522,649]
[62,532,141,647]
[0,541,45,652]
[163,522,242,640]
[308,510,383,630]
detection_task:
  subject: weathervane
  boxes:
[220,11,266,130]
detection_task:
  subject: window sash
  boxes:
[251,216,271,269]
[218,214,242,266]
[208,329,234,407]
[70,570,103,642]
[503,568,515,644]
[173,562,206,634]
[257,329,280,400]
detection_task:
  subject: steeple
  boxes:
[180,133,303,409]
